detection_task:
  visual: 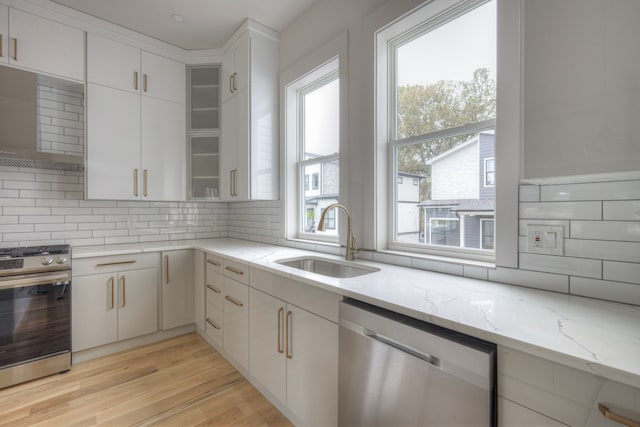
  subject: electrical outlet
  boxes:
[527,224,564,255]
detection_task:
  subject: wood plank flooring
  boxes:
[0,333,293,427]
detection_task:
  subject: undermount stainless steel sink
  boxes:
[275,256,380,278]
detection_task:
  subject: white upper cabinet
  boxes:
[0,5,8,65]
[141,96,187,201]
[87,34,185,104]
[7,8,84,81]
[86,33,186,201]
[221,37,249,103]
[220,22,279,201]
[141,51,185,104]
[87,34,140,93]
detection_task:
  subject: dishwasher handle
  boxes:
[366,330,441,368]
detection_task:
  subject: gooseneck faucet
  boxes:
[317,203,358,261]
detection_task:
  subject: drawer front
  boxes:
[223,259,249,285]
[73,253,159,276]
[251,265,340,323]
[205,303,223,347]
[205,253,223,275]
[223,277,249,370]
[224,277,249,309]
[206,269,224,310]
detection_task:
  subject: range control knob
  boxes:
[55,257,68,264]
[41,257,54,266]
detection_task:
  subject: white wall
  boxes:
[523,0,640,178]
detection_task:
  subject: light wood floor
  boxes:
[0,333,293,427]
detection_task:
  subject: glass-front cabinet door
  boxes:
[189,135,220,199]
[187,65,220,200]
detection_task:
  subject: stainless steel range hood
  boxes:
[0,66,83,171]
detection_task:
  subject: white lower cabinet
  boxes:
[204,253,224,347]
[72,263,158,352]
[498,346,640,427]
[249,267,339,427]
[161,250,194,330]
[193,250,206,331]
[223,276,249,370]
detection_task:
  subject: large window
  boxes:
[377,0,496,262]
[285,57,340,241]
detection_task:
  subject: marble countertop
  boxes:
[72,238,640,389]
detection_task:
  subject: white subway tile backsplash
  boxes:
[0,198,36,207]
[603,261,640,285]
[19,215,65,224]
[5,207,50,216]
[565,239,640,263]
[571,221,640,242]
[519,185,540,202]
[519,253,601,279]
[489,267,569,293]
[3,181,51,190]
[519,201,601,220]
[540,180,640,202]
[35,223,78,232]
[19,190,65,199]
[603,201,640,220]
[570,277,640,306]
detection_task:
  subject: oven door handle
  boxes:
[0,271,71,290]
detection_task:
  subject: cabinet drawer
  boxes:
[251,266,341,323]
[223,259,249,285]
[205,253,223,274]
[73,253,159,276]
[206,270,224,310]
[224,277,248,308]
[205,303,223,347]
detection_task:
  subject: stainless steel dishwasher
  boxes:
[339,299,496,426]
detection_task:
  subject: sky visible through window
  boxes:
[397,1,496,87]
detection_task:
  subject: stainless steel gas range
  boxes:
[0,245,72,388]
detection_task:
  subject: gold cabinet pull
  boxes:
[206,318,221,330]
[229,74,234,94]
[109,276,115,309]
[96,260,136,267]
[143,169,148,197]
[133,169,139,197]
[206,259,221,267]
[277,307,284,354]
[0,34,3,58]
[225,265,244,276]
[233,72,238,91]
[11,38,17,61]
[164,255,169,284]
[133,71,138,90]
[599,403,640,427]
[229,170,234,197]
[225,295,244,307]
[121,275,126,307]
[206,284,221,294]
[143,74,148,92]
[285,310,293,359]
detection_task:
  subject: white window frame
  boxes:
[375,0,523,267]
[282,33,348,245]
[484,157,495,187]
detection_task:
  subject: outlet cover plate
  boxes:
[527,224,564,255]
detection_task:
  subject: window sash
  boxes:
[297,154,340,241]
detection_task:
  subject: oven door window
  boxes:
[0,282,71,367]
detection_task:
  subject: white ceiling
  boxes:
[50,0,318,50]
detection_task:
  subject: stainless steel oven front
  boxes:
[0,245,72,388]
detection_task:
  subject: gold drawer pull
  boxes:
[599,403,640,427]
[225,295,244,307]
[12,38,17,61]
[133,71,138,90]
[206,259,221,267]
[96,260,137,267]
[206,284,221,294]
[277,307,284,354]
[206,318,221,330]
[109,276,115,309]
[121,275,126,307]
[0,34,3,58]
[286,310,293,359]
[225,266,244,276]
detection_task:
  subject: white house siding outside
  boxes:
[303,159,339,233]
[421,131,495,249]
[397,172,423,236]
